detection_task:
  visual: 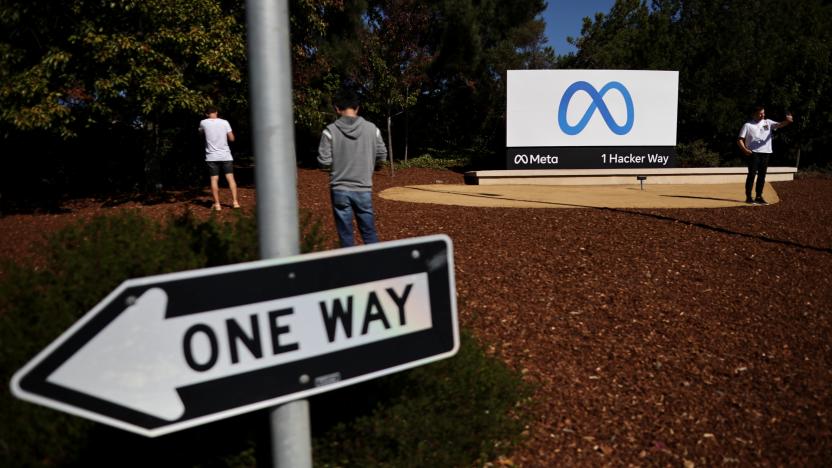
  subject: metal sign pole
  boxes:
[245,0,309,467]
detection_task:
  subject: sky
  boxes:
[541,0,616,55]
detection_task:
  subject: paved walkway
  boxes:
[379,183,779,209]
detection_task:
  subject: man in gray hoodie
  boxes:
[318,89,388,247]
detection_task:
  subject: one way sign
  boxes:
[10,235,458,437]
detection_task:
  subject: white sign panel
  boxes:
[46,274,432,421]
[507,69,678,147]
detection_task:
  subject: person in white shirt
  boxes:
[199,106,240,211]
[737,105,793,205]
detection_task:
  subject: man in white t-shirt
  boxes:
[199,106,240,211]
[737,105,793,205]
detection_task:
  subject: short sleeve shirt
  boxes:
[199,118,233,161]
[738,118,779,154]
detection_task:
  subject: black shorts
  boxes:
[207,161,234,176]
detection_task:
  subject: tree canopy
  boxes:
[0,0,247,138]
[560,0,832,167]
[1,0,828,208]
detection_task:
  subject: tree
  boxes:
[361,0,435,170]
[561,0,832,168]
[290,0,349,137]
[1,0,562,205]
[1,0,246,133]
[308,0,554,167]
[417,0,555,160]
[1,0,247,192]
[561,0,651,69]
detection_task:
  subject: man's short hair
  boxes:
[334,89,360,110]
[205,105,219,115]
[752,104,765,113]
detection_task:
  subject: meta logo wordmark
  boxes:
[558,81,634,136]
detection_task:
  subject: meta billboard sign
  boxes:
[506,70,679,169]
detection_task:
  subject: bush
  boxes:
[0,209,325,467]
[393,151,471,170]
[796,162,832,178]
[676,139,721,167]
[311,331,530,467]
[0,210,528,467]
[0,212,210,467]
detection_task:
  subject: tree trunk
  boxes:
[387,113,395,177]
[404,107,409,163]
[144,118,163,193]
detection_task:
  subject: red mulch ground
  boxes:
[2,168,831,466]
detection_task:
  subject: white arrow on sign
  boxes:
[46,272,432,421]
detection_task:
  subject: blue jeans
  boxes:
[331,190,379,247]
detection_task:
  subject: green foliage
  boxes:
[291,0,346,135]
[169,209,259,267]
[0,0,247,137]
[299,209,331,253]
[0,212,207,467]
[6,0,828,195]
[406,146,504,170]
[316,0,554,163]
[676,139,720,168]
[1,0,251,196]
[394,153,470,170]
[0,259,97,466]
[0,209,325,467]
[312,331,530,467]
[0,209,527,467]
[562,0,832,168]
[562,0,652,69]
[2,0,557,198]
[416,0,555,156]
[795,163,832,178]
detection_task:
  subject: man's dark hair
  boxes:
[205,105,219,115]
[333,89,360,110]
[752,104,765,113]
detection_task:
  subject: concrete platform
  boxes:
[379,183,780,209]
[464,166,797,185]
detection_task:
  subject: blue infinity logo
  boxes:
[557,81,634,135]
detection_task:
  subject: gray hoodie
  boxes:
[318,116,387,191]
